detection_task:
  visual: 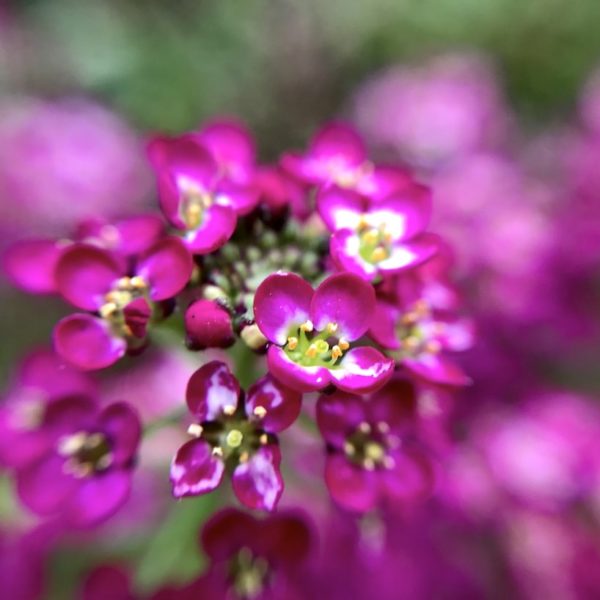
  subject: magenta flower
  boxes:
[2,213,165,296]
[253,272,394,393]
[53,237,192,370]
[317,378,434,512]
[317,185,438,282]
[179,507,312,600]
[281,122,412,199]
[147,130,258,254]
[370,298,473,386]
[14,398,141,526]
[184,299,235,351]
[170,361,301,511]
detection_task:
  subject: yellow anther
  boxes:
[187,423,203,437]
[305,344,319,358]
[99,302,118,318]
[117,276,132,289]
[286,336,298,350]
[344,441,356,456]
[300,320,314,333]
[226,429,244,448]
[357,215,369,230]
[362,228,380,245]
[371,247,388,263]
[363,458,376,471]
[331,345,343,360]
[130,276,146,289]
[212,446,224,457]
[259,434,269,445]
[253,406,267,419]
[339,339,350,351]
[358,422,371,434]
[239,451,249,464]
[403,336,420,350]
[86,433,104,448]
[326,322,338,334]
[414,299,430,316]
[425,340,442,354]
[401,311,418,325]
[223,405,236,416]
[57,432,87,456]
[96,454,113,471]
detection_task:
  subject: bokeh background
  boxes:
[2,1,600,598]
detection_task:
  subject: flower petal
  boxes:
[316,187,365,232]
[254,272,313,345]
[113,214,165,257]
[214,180,259,215]
[378,233,439,273]
[330,229,378,281]
[381,448,435,503]
[403,354,472,386]
[170,438,225,498]
[267,346,331,393]
[324,453,378,512]
[98,402,141,467]
[136,236,193,301]
[231,445,283,511]
[55,244,121,310]
[122,298,152,339]
[201,507,260,561]
[245,374,302,433]
[316,391,366,449]
[186,361,240,421]
[67,469,132,526]
[54,314,126,371]
[2,239,63,294]
[331,347,395,393]
[310,122,367,166]
[356,165,414,200]
[184,204,237,255]
[311,273,375,341]
[369,301,401,349]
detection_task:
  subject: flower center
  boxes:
[179,180,213,229]
[396,300,443,358]
[230,547,269,599]
[357,218,392,264]
[99,276,149,336]
[328,160,373,189]
[284,320,350,368]
[343,421,398,471]
[57,431,113,478]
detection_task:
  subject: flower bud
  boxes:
[185,300,235,351]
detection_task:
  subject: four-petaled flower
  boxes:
[317,377,434,512]
[318,185,439,282]
[14,397,141,526]
[53,237,192,370]
[253,272,395,393]
[170,361,301,511]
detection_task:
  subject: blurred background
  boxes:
[2,1,600,598]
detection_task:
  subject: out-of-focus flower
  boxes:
[14,398,141,526]
[254,272,394,393]
[170,361,301,511]
[316,378,434,512]
[184,299,235,351]
[317,185,438,282]
[52,238,192,370]
[0,98,150,238]
[147,122,259,255]
[351,54,509,168]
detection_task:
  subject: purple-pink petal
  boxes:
[113,214,165,257]
[170,438,225,498]
[267,346,331,392]
[55,244,121,310]
[136,236,193,300]
[184,204,237,255]
[2,239,63,294]
[231,445,283,511]
[324,453,378,512]
[311,273,375,341]
[310,122,367,166]
[316,391,366,449]
[98,402,141,467]
[369,301,401,349]
[254,272,313,345]
[245,374,302,433]
[378,234,439,273]
[330,229,378,281]
[186,361,240,421]
[215,179,259,215]
[403,354,472,387]
[381,448,434,503]
[123,298,152,339]
[331,347,395,393]
[316,187,365,232]
[54,314,126,371]
[66,469,132,526]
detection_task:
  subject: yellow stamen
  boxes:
[364,442,385,462]
[326,322,338,334]
[425,340,442,354]
[286,336,298,350]
[305,344,319,358]
[187,423,203,437]
[57,432,87,456]
[371,247,388,263]
[362,229,380,245]
[344,441,356,456]
[99,302,118,318]
[117,276,132,289]
[358,422,371,434]
[331,345,343,360]
[223,405,236,416]
[339,339,350,351]
[253,406,267,419]
[363,458,376,471]
[259,434,269,445]
[300,320,314,333]
[403,336,420,350]
[226,429,244,448]
[212,446,224,457]
[377,421,390,434]
[130,276,146,289]
[239,451,249,464]
[96,454,113,470]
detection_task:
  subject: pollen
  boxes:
[425,340,442,354]
[326,322,338,334]
[371,247,388,263]
[253,406,267,419]
[223,405,236,416]
[362,228,380,245]
[364,442,385,462]
[358,422,371,434]
[226,429,244,448]
[187,423,203,437]
[344,441,356,456]
[286,336,298,350]
[130,276,146,289]
[99,302,118,318]
[331,345,343,360]
[339,339,350,351]
[259,434,269,445]
[239,451,249,464]
[212,446,224,457]
[300,320,314,333]
[305,344,319,358]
